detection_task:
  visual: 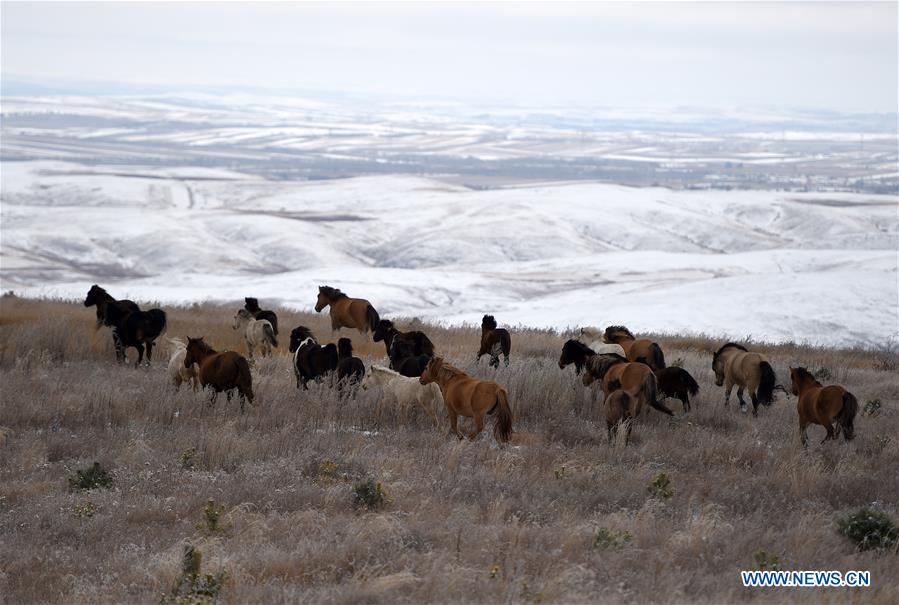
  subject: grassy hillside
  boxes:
[1,295,897,603]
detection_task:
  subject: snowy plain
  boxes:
[1,159,896,348]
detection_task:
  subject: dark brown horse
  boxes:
[337,337,366,390]
[558,339,595,374]
[477,315,511,368]
[314,286,380,335]
[582,354,674,417]
[790,367,858,447]
[635,356,700,413]
[91,289,166,366]
[184,337,254,411]
[244,297,279,335]
[373,319,435,360]
[84,284,139,329]
[290,327,338,389]
[420,357,513,443]
[603,326,666,370]
[389,338,432,378]
[604,380,637,444]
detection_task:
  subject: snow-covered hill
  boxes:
[2,160,896,347]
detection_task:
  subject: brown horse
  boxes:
[419,356,513,443]
[477,315,511,368]
[583,354,674,416]
[712,343,776,415]
[184,337,255,411]
[790,367,857,447]
[314,286,380,335]
[604,381,637,444]
[602,326,666,370]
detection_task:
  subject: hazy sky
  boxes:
[2,1,896,112]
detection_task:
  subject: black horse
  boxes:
[244,297,279,336]
[558,339,595,374]
[289,327,338,389]
[636,356,700,412]
[84,284,140,330]
[103,302,168,366]
[389,339,431,378]
[372,319,434,360]
[336,338,365,394]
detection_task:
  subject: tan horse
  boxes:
[790,366,857,447]
[582,353,674,418]
[184,337,255,412]
[712,343,776,415]
[419,357,513,443]
[314,286,380,334]
[602,326,666,370]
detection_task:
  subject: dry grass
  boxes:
[1,294,897,604]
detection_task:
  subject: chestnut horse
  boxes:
[420,356,513,443]
[602,326,666,370]
[314,286,380,335]
[582,354,674,417]
[477,315,511,368]
[790,366,857,447]
[184,337,254,411]
[604,382,637,444]
[712,343,776,415]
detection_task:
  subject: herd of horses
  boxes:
[83,284,859,447]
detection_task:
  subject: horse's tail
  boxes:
[837,391,858,441]
[263,322,278,348]
[758,361,776,406]
[236,355,255,403]
[366,304,380,333]
[648,343,666,370]
[500,329,512,356]
[492,388,514,443]
[642,371,673,416]
[681,368,700,397]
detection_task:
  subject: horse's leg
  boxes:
[799,421,809,448]
[134,343,145,368]
[723,379,734,407]
[821,422,835,444]
[750,391,760,417]
[469,412,485,441]
[736,387,748,413]
[145,340,154,366]
[490,355,499,369]
[681,391,690,413]
[448,410,462,440]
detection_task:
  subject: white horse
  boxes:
[361,364,445,428]
[579,326,626,356]
[167,338,199,391]
[232,309,277,358]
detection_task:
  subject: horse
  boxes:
[244,297,279,335]
[373,319,435,360]
[602,326,666,370]
[232,309,277,358]
[336,337,366,392]
[582,354,674,417]
[184,337,254,411]
[558,339,596,374]
[420,356,513,443]
[712,343,776,415]
[314,286,380,334]
[604,381,638,445]
[166,338,199,391]
[635,356,700,413]
[289,327,338,389]
[477,315,511,368]
[578,327,627,356]
[389,338,432,378]
[362,364,444,428]
[790,367,858,447]
[83,284,140,330]
[102,301,167,366]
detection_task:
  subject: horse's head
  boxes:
[244,297,260,312]
[289,326,315,353]
[232,309,252,330]
[603,325,634,344]
[420,356,444,385]
[559,339,593,372]
[789,366,817,395]
[711,349,725,386]
[337,337,353,359]
[482,315,497,331]
[184,336,207,368]
[372,319,394,342]
[314,286,329,312]
[84,284,107,307]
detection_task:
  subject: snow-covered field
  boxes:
[2,160,896,347]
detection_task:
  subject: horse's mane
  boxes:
[482,315,498,330]
[563,339,595,356]
[319,286,347,300]
[791,366,821,386]
[580,326,603,338]
[714,342,747,360]
[370,364,400,377]
[598,352,629,364]
[290,327,316,352]
[236,308,254,320]
[586,353,627,379]
[438,362,469,380]
[188,337,216,355]
[604,325,635,340]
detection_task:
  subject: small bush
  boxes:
[180,448,197,470]
[73,500,97,519]
[863,399,882,417]
[837,508,899,551]
[553,467,566,480]
[648,473,674,500]
[196,499,226,535]
[165,544,227,604]
[68,462,113,491]
[489,564,501,579]
[353,478,387,510]
[594,527,632,550]
[753,549,781,570]
[812,367,832,381]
